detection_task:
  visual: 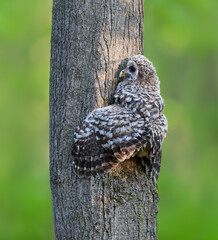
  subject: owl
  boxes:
[72,55,168,181]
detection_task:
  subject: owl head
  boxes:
[119,55,156,81]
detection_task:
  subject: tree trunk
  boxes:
[49,0,159,239]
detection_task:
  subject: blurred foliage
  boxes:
[144,0,218,239]
[0,0,217,239]
[0,0,53,239]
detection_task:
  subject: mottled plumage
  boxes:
[72,55,168,180]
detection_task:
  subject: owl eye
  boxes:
[129,66,136,72]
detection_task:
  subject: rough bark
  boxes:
[49,0,159,239]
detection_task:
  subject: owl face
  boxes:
[119,60,138,80]
[119,55,156,82]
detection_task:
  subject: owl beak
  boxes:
[119,70,129,78]
[119,70,130,79]
[119,70,124,78]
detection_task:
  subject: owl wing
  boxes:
[72,104,158,177]
[72,105,119,177]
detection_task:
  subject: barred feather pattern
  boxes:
[72,55,168,181]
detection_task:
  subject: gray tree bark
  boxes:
[50,0,159,239]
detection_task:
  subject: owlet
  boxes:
[72,55,168,181]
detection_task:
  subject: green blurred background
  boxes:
[0,0,217,239]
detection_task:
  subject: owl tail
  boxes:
[150,150,161,181]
